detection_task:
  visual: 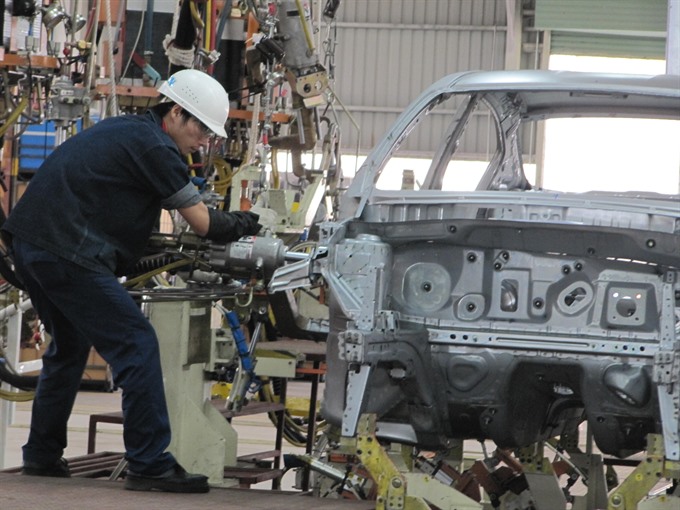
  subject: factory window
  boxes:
[541,55,679,194]
[374,93,499,191]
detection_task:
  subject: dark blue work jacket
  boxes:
[2,110,201,276]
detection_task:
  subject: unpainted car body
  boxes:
[270,70,680,461]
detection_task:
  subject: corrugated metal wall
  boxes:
[319,0,670,160]
[535,0,667,32]
[325,0,509,156]
[550,32,666,59]
[534,0,667,58]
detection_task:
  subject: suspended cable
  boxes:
[104,0,119,116]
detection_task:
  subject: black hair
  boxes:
[150,101,212,137]
[150,101,193,123]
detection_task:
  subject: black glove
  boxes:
[206,209,262,243]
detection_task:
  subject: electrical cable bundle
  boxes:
[259,378,327,448]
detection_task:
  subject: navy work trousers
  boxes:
[12,237,176,475]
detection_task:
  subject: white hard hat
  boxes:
[158,69,230,138]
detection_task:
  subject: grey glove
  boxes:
[206,209,262,243]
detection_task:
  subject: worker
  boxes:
[1,69,260,493]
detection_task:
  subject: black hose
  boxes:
[168,0,197,75]
[0,358,39,390]
[0,207,26,290]
[175,0,196,50]
[0,246,25,290]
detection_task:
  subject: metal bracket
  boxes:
[355,414,408,510]
[356,414,482,510]
[342,365,371,437]
[652,281,680,461]
[516,443,567,510]
[654,351,680,385]
[267,249,322,294]
[608,434,667,510]
[338,329,365,362]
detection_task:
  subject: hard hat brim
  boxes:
[157,71,230,139]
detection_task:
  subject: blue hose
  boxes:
[224,309,254,373]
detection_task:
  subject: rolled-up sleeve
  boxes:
[161,182,202,210]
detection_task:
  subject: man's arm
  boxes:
[178,203,261,242]
[178,202,211,236]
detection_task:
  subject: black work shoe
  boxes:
[22,457,71,477]
[124,464,210,493]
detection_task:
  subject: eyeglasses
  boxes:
[191,115,214,138]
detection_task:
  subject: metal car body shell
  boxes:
[269,70,680,462]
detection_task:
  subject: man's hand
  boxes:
[206,209,262,243]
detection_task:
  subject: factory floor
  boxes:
[1,384,374,509]
[0,474,375,510]
[2,384,665,509]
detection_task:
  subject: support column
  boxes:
[667,0,679,75]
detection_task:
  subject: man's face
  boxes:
[165,105,215,155]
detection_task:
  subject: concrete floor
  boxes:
[1,384,310,492]
[1,383,382,509]
[0,472,376,510]
[2,383,670,509]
